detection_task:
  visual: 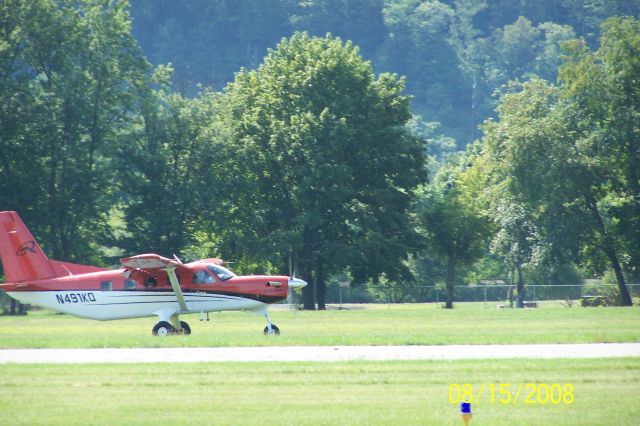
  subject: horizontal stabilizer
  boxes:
[50,260,108,276]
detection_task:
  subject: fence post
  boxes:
[483,284,487,308]
[532,286,536,301]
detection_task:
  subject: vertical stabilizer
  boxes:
[0,211,56,283]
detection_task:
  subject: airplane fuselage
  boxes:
[7,268,290,321]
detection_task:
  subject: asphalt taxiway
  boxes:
[1,343,639,363]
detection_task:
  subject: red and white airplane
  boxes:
[0,211,306,336]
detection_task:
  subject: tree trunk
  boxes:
[584,194,633,306]
[301,270,314,310]
[508,269,514,308]
[301,226,315,310]
[445,255,455,309]
[316,262,326,310]
[516,264,525,308]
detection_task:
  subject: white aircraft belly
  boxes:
[8,291,265,321]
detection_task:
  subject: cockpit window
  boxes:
[193,270,215,284]
[208,264,236,281]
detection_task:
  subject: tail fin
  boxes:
[0,211,56,283]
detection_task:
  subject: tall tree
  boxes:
[415,154,490,308]
[481,72,634,305]
[556,17,640,303]
[0,0,150,263]
[219,33,427,309]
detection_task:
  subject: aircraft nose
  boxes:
[288,277,307,289]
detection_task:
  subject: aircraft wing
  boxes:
[120,253,182,270]
[120,254,189,312]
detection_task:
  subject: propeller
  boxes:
[287,248,307,311]
[286,248,308,308]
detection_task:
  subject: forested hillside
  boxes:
[130,0,640,146]
[1,0,639,309]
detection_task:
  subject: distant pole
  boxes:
[483,283,487,308]
[532,285,536,301]
[288,248,293,310]
[338,281,349,310]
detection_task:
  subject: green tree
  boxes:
[596,18,640,281]
[415,154,490,308]
[0,0,150,263]
[117,65,221,257]
[290,0,385,60]
[556,17,640,303]
[448,0,488,143]
[378,0,466,143]
[459,139,556,308]
[130,0,292,91]
[481,71,634,306]
[0,0,46,226]
[489,198,545,306]
[219,33,427,309]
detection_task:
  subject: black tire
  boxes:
[263,324,280,335]
[152,321,175,336]
[179,321,191,335]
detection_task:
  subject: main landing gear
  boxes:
[262,310,280,335]
[152,320,191,336]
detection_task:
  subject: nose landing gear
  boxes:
[262,309,280,335]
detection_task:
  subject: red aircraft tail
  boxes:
[0,211,57,283]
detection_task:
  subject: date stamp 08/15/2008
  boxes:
[449,383,575,406]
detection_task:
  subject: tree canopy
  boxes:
[216,33,426,309]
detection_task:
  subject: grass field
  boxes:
[0,302,638,348]
[1,303,638,425]
[0,358,638,425]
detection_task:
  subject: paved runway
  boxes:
[1,343,639,363]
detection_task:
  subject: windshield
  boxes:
[208,264,236,281]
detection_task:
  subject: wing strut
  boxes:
[165,266,188,312]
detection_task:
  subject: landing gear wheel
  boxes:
[152,321,175,336]
[179,321,191,335]
[263,324,280,335]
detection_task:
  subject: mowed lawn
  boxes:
[0,358,638,425]
[0,302,638,348]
